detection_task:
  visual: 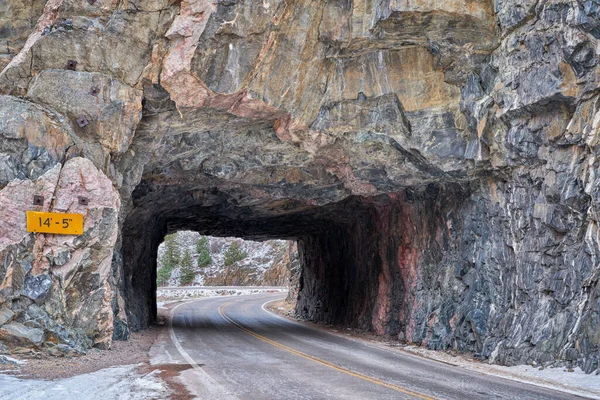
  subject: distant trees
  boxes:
[196,236,212,268]
[157,233,252,287]
[224,241,248,266]
[179,249,195,284]
[156,233,180,286]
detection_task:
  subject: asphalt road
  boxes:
[168,293,584,400]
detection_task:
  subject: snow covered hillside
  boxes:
[156,231,297,286]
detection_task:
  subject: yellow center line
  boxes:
[218,302,437,400]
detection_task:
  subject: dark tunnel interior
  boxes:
[117,180,468,343]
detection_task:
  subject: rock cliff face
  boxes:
[0,0,599,373]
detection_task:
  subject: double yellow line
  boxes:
[218,302,436,400]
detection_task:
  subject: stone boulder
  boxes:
[0,322,43,348]
[0,157,120,352]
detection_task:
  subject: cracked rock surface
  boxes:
[0,0,599,373]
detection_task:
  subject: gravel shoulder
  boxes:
[0,308,192,400]
[1,322,162,380]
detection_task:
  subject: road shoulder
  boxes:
[265,299,600,400]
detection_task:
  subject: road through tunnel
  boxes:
[119,175,469,343]
[2,0,599,374]
[108,77,600,374]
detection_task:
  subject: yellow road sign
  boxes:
[26,211,84,235]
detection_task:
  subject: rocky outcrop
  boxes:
[199,239,294,287]
[261,241,299,288]
[296,185,599,372]
[0,158,120,353]
[0,0,46,71]
[0,0,599,373]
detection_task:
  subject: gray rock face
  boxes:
[0,0,599,375]
[0,0,46,71]
[0,96,73,187]
[22,274,52,304]
[0,158,120,352]
[0,307,15,326]
[0,321,43,347]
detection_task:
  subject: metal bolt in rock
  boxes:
[66,60,77,71]
[76,115,89,128]
[33,195,44,206]
[90,86,100,96]
[78,197,89,206]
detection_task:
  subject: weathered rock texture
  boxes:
[0,0,599,373]
[0,158,119,352]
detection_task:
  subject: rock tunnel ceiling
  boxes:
[0,0,599,374]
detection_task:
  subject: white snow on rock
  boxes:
[0,364,170,400]
[156,287,286,301]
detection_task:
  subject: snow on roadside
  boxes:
[398,345,600,399]
[487,363,600,398]
[0,355,26,365]
[0,364,170,400]
[157,286,286,301]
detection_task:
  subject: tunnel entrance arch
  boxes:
[0,0,597,375]
[113,85,468,341]
[118,177,466,343]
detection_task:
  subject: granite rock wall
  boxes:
[0,0,598,373]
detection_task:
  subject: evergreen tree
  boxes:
[156,233,181,286]
[156,266,171,287]
[196,236,212,268]
[179,249,195,284]
[161,233,181,270]
[224,241,248,266]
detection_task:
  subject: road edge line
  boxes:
[261,297,291,322]
[260,299,600,400]
[169,300,239,399]
[220,301,436,400]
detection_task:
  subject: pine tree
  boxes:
[156,233,181,286]
[156,266,171,287]
[196,236,212,268]
[224,241,248,266]
[179,249,195,284]
[161,233,181,270]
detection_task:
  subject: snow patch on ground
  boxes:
[0,364,170,400]
[0,355,26,365]
[483,363,600,399]
[157,286,286,301]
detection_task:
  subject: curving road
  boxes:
[167,293,584,399]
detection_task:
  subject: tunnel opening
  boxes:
[154,231,297,288]
[109,82,474,343]
[118,181,468,344]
